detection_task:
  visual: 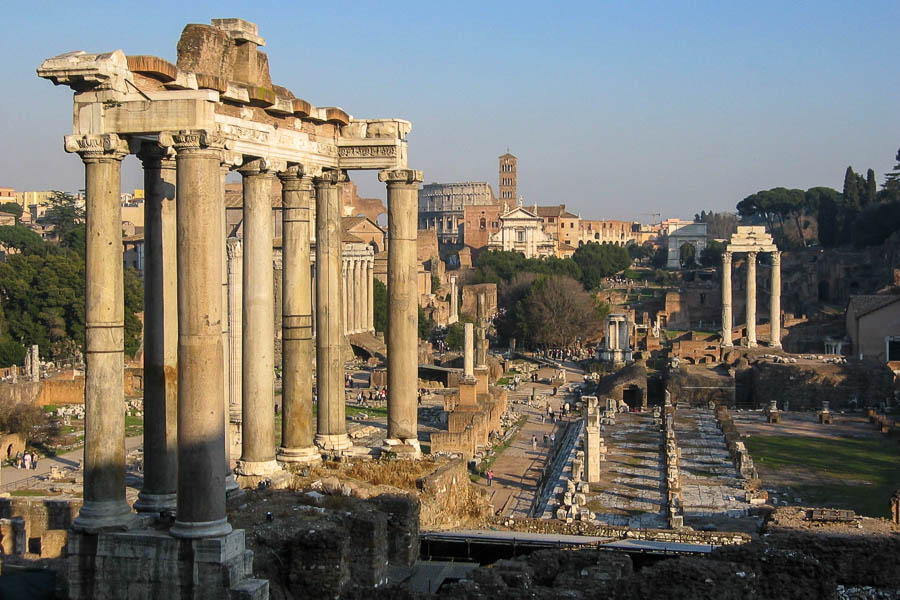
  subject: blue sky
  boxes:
[1,1,898,220]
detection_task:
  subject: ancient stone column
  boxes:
[167,129,230,538]
[721,251,733,347]
[220,158,239,495]
[315,171,352,451]
[278,167,319,464]
[449,276,458,324]
[770,251,781,348]
[226,238,243,455]
[355,258,364,333]
[67,134,136,531]
[367,258,374,332]
[134,143,178,513]
[746,251,757,347]
[475,292,487,367]
[381,169,424,448]
[342,259,349,335]
[236,159,280,476]
[464,322,475,379]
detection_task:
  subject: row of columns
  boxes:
[67,130,422,539]
[721,250,781,348]
[342,254,375,334]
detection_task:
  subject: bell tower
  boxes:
[499,152,517,208]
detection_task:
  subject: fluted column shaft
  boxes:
[135,145,178,513]
[464,323,475,379]
[315,171,351,451]
[770,251,781,348]
[68,134,135,531]
[236,160,279,475]
[721,251,733,347]
[279,168,318,462]
[381,169,424,443]
[746,251,757,347]
[367,259,374,332]
[219,160,239,494]
[226,239,243,437]
[168,130,230,538]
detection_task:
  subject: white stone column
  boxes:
[67,134,136,531]
[355,258,364,333]
[366,258,374,332]
[721,251,733,347]
[746,251,757,348]
[449,276,458,324]
[226,238,243,457]
[380,169,424,449]
[463,323,475,379]
[235,158,280,476]
[167,129,230,539]
[220,157,239,495]
[770,251,781,348]
[342,259,349,335]
[314,171,352,451]
[134,142,177,513]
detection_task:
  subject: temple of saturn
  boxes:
[721,226,781,348]
[37,18,421,597]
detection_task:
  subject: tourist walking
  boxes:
[23,452,31,470]
[486,469,493,486]
[531,435,537,451]
[14,451,22,469]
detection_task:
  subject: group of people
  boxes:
[355,387,387,405]
[538,347,591,362]
[13,451,38,470]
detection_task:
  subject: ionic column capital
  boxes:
[221,151,243,172]
[132,140,175,168]
[313,169,348,187]
[237,157,284,177]
[65,133,129,161]
[378,169,424,185]
[160,129,226,153]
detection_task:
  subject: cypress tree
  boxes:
[865,169,877,206]
[843,166,860,209]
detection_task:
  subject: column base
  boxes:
[381,438,422,459]
[169,517,233,539]
[315,433,353,453]
[72,499,138,533]
[133,491,177,514]
[747,341,758,348]
[770,342,782,349]
[234,459,282,477]
[721,342,733,348]
[225,473,241,494]
[277,445,323,464]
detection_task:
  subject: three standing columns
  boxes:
[69,134,136,531]
[315,170,352,452]
[168,130,230,538]
[278,167,320,463]
[235,159,281,476]
[720,250,781,349]
[380,169,424,448]
[134,143,178,513]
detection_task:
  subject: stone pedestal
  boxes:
[381,169,423,453]
[66,528,267,600]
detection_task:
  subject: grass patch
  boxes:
[744,434,900,518]
[124,415,143,437]
[496,377,510,386]
[10,490,57,497]
[346,405,388,418]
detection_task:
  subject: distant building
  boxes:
[418,181,497,244]
[578,219,641,247]
[535,204,581,249]
[487,203,556,258]
[462,203,503,251]
[846,294,900,362]
[499,153,517,203]
[664,219,707,268]
[0,187,15,201]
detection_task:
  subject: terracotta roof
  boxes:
[558,242,576,251]
[535,205,566,217]
[561,211,580,219]
[847,294,900,319]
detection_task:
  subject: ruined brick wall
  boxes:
[750,359,893,410]
[0,497,80,555]
[461,283,497,319]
